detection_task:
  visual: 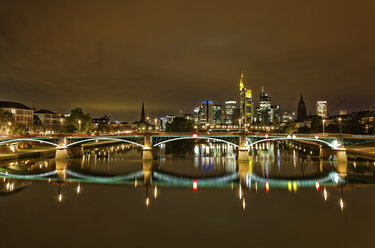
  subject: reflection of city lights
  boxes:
[146,197,149,206]
[265,181,269,193]
[323,187,327,201]
[135,178,138,187]
[59,194,62,202]
[239,185,242,199]
[193,179,198,192]
[315,181,321,191]
[242,198,246,210]
[340,198,344,211]
[154,186,158,198]
[293,181,297,192]
[77,184,81,194]
[288,181,292,192]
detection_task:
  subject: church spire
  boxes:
[140,101,145,122]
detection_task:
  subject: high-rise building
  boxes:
[297,94,307,122]
[198,100,213,124]
[239,72,252,124]
[224,100,237,124]
[213,104,223,124]
[270,105,281,123]
[256,86,272,125]
[316,101,328,118]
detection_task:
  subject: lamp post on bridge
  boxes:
[322,119,326,134]
[78,120,81,133]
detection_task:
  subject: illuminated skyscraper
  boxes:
[213,104,223,124]
[316,101,328,118]
[239,72,252,124]
[224,100,237,124]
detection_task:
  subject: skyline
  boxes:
[1,0,375,120]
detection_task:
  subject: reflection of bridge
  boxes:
[0,160,363,211]
[1,132,374,161]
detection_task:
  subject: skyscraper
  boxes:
[224,100,237,124]
[199,100,214,124]
[316,101,328,118]
[297,94,307,122]
[213,104,223,124]
[256,86,272,125]
[239,72,252,124]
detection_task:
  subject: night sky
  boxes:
[0,0,374,121]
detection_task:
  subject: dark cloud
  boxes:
[0,0,374,121]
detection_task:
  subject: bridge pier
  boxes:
[55,138,84,159]
[142,134,156,160]
[237,134,249,161]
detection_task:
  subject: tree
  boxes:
[63,108,92,133]
[0,108,13,125]
[10,123,28,135]
[166,117,194,132]
[283,122,296,134]
[298,124,311,134]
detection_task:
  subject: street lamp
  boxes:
[78,120,81,133]
[322,119,326,134]
[338,117,342,134]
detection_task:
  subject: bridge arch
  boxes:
[152,136,239,147]
[67,137,145,148]
[248,137,344,150]
[0,138,58,147]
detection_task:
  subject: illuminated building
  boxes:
[256,87,272,125]
[213,104,223,124]
[198,100,213,124]
[34,109,60,132]
[316,101,328,118]
[0,101,33,129]
[239,72,253,124]
[224,100,237,124]
[297,94,307,122]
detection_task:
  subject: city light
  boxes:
[315,181,321,191]
[265,181,269,193]
[323,187,327,201]
[154,186,158,198]
[193,179,198,191]
[77,183,81,194]
[340,198,344,211]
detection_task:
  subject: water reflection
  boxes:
[0,141,374,212]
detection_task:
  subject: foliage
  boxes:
[10,123,28,135]
[63,108,92,133]
[0,108,13,125]
[297,124,311,134]
[166,117,194,132]
[282,122,296,134]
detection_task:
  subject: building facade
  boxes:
[0,101,33,129]
[316,101,328,118]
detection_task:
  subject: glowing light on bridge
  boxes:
[193,179,198,191]
[315,135,319,140]
[265,181,269,193]
[264,134,269,139]
[293,181,297,192]
[288,181,292,192]
[315,181,321,191]
[193,133,198,138]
